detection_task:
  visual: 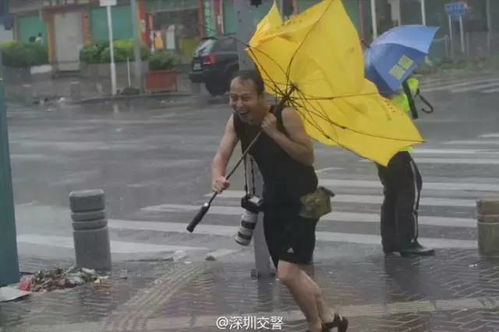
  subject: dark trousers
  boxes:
[376,151,422,250]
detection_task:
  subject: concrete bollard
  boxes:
[69,189,111,271]
[69,81,81,101]
[477,198,499,257]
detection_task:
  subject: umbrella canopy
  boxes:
[247,0,423,166]
[365,25,439,96]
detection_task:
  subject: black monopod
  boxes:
[186,131,262,233]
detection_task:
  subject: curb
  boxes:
[74,92,193,105]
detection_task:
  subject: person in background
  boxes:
[376,77,435,257]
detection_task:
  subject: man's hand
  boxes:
[212,176,230,193]
[261,113,279,138]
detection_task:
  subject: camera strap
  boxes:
[243,155,256,196]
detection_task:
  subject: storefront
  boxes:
[145,0,200,63]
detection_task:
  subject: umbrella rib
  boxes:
[293,87,424,144]
[246,45,296,98]
[292,88,342,143]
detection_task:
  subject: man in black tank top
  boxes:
[211,70,348,332]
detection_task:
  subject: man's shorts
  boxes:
[263,203,318,268]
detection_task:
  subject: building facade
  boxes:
[7,0,499,70]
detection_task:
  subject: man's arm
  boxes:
[212,115,239,192]
[261,107,314,166]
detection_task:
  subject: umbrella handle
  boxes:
[418,94,434,114]
[186,192,217,233]
[402,81,418,120]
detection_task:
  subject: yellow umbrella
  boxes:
[247,0,423,166]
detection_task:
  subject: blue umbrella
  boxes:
[365,25,439,96]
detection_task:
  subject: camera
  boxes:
[240,194,264,213]
[235,209,259,246]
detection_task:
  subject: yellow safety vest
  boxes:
[391,77,419,152]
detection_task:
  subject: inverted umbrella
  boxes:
[365,25,439,96]
[247,0,423,167]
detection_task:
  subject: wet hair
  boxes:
[233,70,265,96]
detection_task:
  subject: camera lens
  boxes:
[235,209,258,246]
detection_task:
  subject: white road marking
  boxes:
[16,234,208,253]
[201,190,476,207]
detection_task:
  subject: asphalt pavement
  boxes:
[2,72,499,331]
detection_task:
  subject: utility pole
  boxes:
[421,0,427,26]
[486,0,492,54]
[233,0,255,71]
[101,0,118,95]
[0,53,20,286]
[233,0,273,278]
[130,0,143,91]
[370,0,378,39]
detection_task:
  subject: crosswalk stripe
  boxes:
[480,133,499,138]
[319,179,499,192]
[16,234,208,253]
[413,148,486,154]
[482,88,499,94]
[106,219,477,249]
[421,78,499,92]
[204,191,475,207]
[451,82,499,93]
[414,157,499,165]
[138,205,475,228]
[444,140,499,145]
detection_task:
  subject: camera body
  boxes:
[241,194,264,213]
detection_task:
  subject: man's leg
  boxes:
[377,161,398,253]
[277,261,323,332]
[391,152,417,248]
[394,153,434,255]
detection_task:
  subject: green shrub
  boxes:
[148,51,179,71]
[79,43,106,64]
[0,41,48,67]
[79,40,149,64]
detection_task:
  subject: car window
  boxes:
[213,37,237,53]
[194,39,216,57]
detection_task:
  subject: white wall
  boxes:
[0,26,13,42]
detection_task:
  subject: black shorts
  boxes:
[263,203,318,268]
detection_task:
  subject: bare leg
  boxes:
[277,260,323,332]
[299,267,335,324]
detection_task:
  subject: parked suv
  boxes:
[189,36,239,96]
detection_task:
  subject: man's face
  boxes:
[229,77,265,125]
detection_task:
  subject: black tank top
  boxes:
[233,106,318,204]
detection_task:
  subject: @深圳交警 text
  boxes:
[215,315,284,330]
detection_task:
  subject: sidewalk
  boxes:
[2,248,499,332]
[3,71,202,106]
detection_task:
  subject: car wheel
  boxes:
[205,82,225,96]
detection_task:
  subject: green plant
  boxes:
[0,41,48,67]
[148,51,179,71]
[79,40,149,64]
[79,43,106,64]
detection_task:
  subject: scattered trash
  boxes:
[0,286,31,302]
[18,267,107,292]
[19,275,34,291]
[170,250,187,262]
